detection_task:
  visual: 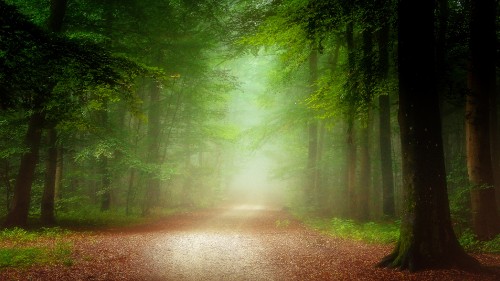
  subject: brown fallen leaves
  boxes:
[1,206,499,281]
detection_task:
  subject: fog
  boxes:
[224,55,287,208]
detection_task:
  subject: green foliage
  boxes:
[0,248,45,268]
[0,227,73,268]
[56,206,149,228]
[305,217,400,244]
[0,227,70,242]
[301,213,500,254]
[458,230,500,253]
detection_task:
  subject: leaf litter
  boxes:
[0,206,498,280]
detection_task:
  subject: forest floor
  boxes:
[0,205,499,281]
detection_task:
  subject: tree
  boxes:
[41,0,68,226]
[306,49,319,206]
[375,0,396,218]
[378,0,479,270]
[465,0,500,240]
[1,0,150,227]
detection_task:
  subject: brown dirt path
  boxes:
[1,205,499,280]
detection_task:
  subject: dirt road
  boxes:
[1,205,499,280]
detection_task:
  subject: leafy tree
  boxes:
[1,0,150,227]
[378,0,478,270]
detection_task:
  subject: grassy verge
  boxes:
[0,227,73,268]
[304,217,400,244]
[55,206,188,230]
[299,215,500,254]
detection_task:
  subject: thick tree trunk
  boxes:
[4,113,45,228]
[41,127,57,225]
[378,0,478,271]
[466,0,500,240]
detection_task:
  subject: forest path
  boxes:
[1,205,499,280]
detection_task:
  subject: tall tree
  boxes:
[4,113,44,227]
[465,0,500,240]
[378,0,478,270]
[143,80,162,215]
[358,12,375,221]
[307,49,319,206]
[41,0,68,225]
[345,20,358,219]
[376,0,395,217]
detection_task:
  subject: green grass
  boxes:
[0,227,73,268]
[458,230,500,253]
[56,206,187,230]
[302,216,500,254]
[305,217,400,244]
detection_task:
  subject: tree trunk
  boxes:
[377,16,395,217]
[378,0,479,271]
[307,50,319,206]
[4,112,45,228]
[492,81,500,209]
[358,27,375,221]
[40,0,68,225]
[3,162,12,212]
[143,80,162,216]
[54,145,63,201]
[41,127,57,225]
[346,117,357,218]
[345,21,358,219]
[100,106,111,211]
[466,0,500,240]
[126,168,136,216]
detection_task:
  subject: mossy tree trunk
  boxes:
[378,0,479,271]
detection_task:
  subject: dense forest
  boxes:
[1,0,499,274]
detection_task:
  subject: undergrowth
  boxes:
[56,206,185,229]
[458,230,500,254]
[304,217,400,244]
[301,215,500,254]
[0,227,73,268]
